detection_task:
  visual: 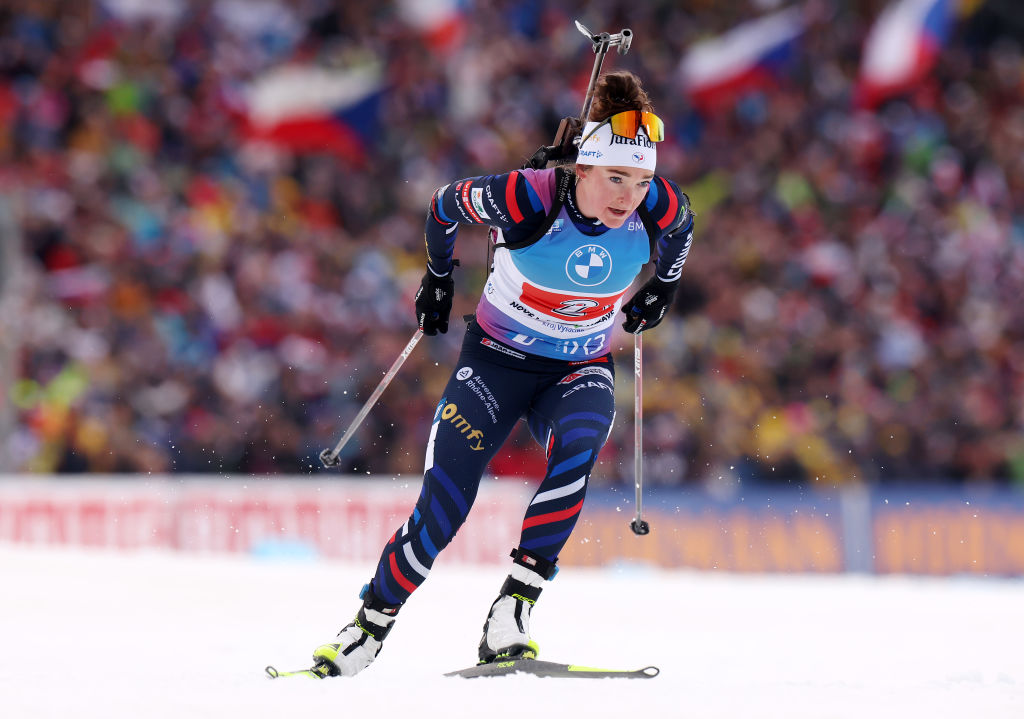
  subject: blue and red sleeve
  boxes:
[644,176,694,283]
[423,171,545,276]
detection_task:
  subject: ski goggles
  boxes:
[579,110,665,145]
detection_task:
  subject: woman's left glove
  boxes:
[622,276,678,334]
[415,270,455,335]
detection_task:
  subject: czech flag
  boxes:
[679,7,807,113]
[856,0,954,108]
[397,0,469,54]
[241,63,385,163]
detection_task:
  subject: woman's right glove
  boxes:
[414,270,455,335]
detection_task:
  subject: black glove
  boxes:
[415,270,455,335]
[622,276,678,334]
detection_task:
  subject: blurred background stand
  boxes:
[0,198,19,472]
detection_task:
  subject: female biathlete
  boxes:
[312,71,694,676]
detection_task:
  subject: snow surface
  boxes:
[2,545,1022,718]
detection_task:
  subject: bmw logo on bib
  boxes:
[566,244,612,287]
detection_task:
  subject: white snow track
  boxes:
[1,546,1021,718]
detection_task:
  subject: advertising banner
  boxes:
[1,478,1022,576]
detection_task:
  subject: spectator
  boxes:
[2,0,1022,490]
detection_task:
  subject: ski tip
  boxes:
[266,666,280,679]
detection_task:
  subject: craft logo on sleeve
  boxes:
[484,184,508,223]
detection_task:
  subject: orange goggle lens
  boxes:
[607,110,665,142]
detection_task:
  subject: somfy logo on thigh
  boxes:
[566,244,612,286]
[456,367,473,380]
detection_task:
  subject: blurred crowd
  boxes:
[1,0,1022,489]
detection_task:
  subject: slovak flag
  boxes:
[679,7,807,112]
[856,0,954,108]
[241,63,385,163]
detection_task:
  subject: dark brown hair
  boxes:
[588,71,653,122]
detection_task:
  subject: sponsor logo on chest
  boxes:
[566,244,612,287]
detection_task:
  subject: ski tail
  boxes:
[265,663,334,679]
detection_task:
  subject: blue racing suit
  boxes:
[368,167,693,605]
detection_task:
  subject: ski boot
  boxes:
[478,548,558,663]
[313,583,400,677]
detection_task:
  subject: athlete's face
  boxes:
[575,165,653,228]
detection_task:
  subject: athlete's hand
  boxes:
[622,276,678,334]
[415,270,455,335]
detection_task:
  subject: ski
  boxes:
[267,659,659,680]
[265,663,333,679]
[444,658,659,679]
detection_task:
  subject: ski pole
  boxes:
[571,21,646,533]
[630,332,650,535]
[578,22,647,532]
[319,328,424,469]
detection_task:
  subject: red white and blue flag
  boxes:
[857,0,954,108]
[241,63,385,162]
[679,7,807,112]
[397,0,469,54]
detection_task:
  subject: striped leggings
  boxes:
[368,325,615,606]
